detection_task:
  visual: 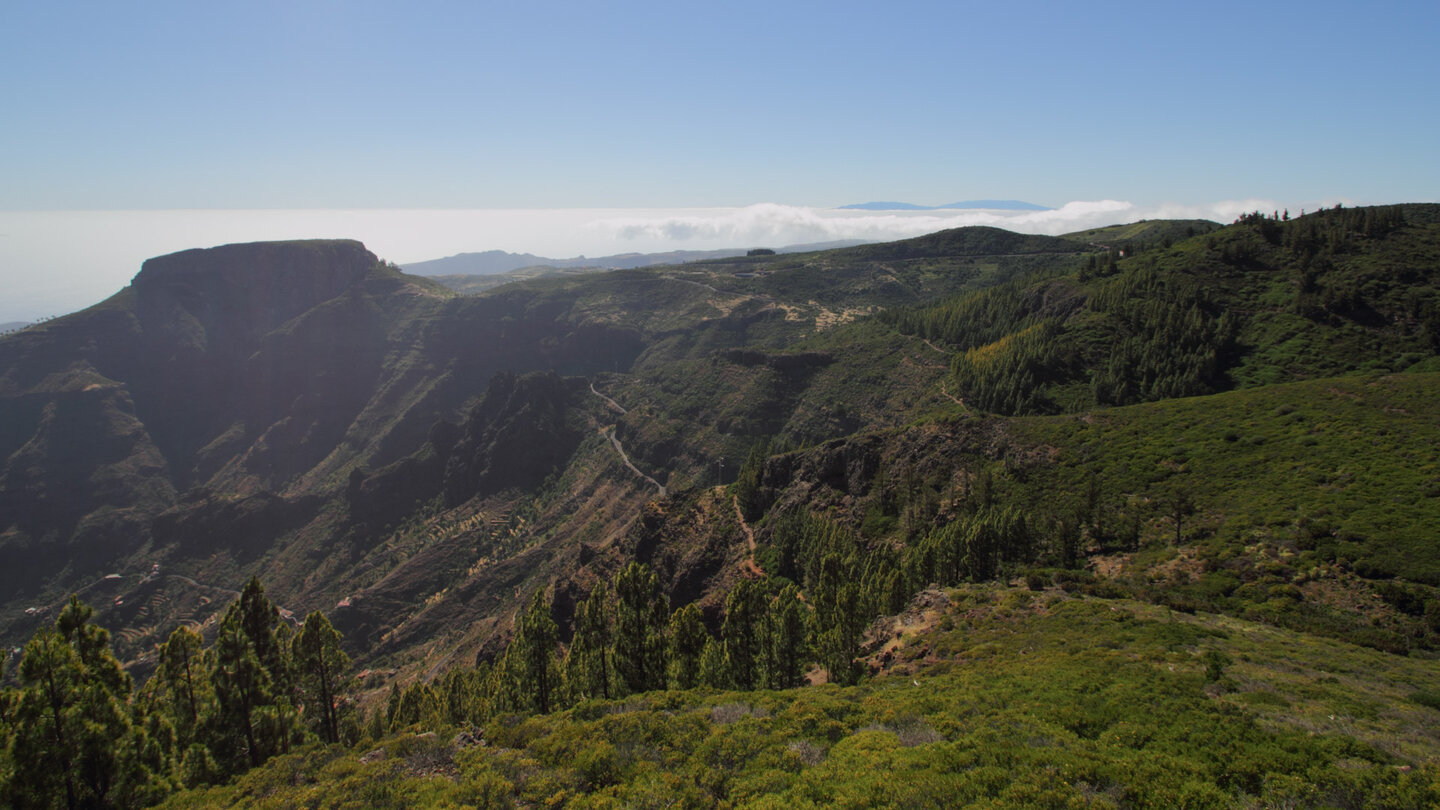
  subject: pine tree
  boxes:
[697,638,729,689]
[291,611,350,744]
[733,439,770,520]
[383,682,402,729]
[392,682,443,730]
[6,599,165,810]
[767,585,810,689]
[158,625,207,744]
[9,628,85,809]
[565,582,616,701]
[438,666,486,727]
[236,577,291,698]
[364,700,389,744]
[513,590,559,714]
[1166,484,1196,546]
[209,582,304,774]
[613,563,668,694]
[211,607,273,770]
[1056,514,1083,569]
[812,554,863,685]
[721,579,765,690]
[666,604,709,690]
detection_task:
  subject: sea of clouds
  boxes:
[0,199,1330,323]
[585,200,1290,246]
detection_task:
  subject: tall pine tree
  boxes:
[564,582,616,701]
[767,584,810,689]
[157,625,207,748]
[210,581,301,772]
[613,563,668,694]
[5,598,165,810]
[667,603,709,690]
[291,612,350,745]
[721,579,765,690]
[511,590,559,714]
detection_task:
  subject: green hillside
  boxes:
[4,208,1440,808]
[154,588,1440,809]
[1015,374,1440,587]
[1062,218,1222,249]
[887,205,1440,415]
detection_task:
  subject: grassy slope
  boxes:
[1062,219,1221,247]
[158,586,1440,809]
[990,372,1440,657]
[1012,373,1440,585]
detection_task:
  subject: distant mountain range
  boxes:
[838,200,1052,211]
[402,239,870,277]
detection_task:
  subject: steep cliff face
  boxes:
[0,239,662,657]
[121,240,415,489]
[0,241,444,600]
[130,240,378,336]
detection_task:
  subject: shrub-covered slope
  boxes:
[887,205,1440,414]
[741,372,1440,654]
[155,587,1440,809]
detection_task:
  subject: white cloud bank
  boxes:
[586,199,1300,248]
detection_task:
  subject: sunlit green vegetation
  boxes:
[148,589,1439,809]
[886,205,1440,415]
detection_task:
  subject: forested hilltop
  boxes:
[3,206,1440,808]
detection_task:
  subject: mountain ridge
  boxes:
[402,239,871,277]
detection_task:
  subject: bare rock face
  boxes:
[0,241,394,600]
[131,240,379,344]
[0,237,650,657]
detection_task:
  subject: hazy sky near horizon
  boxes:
[0,199,1313,323]
[2,0,1437,321]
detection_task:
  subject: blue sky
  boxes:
[4,0,1437,210]
[1,1,1437,322]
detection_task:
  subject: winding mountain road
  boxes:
[163,574,301,624]
[17,568,297,640]
[912,336,969,411]
[589,381,628,415]
[600,425,667,497]
[589,380,667,497]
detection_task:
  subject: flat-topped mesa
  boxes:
[131,239,381,337]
